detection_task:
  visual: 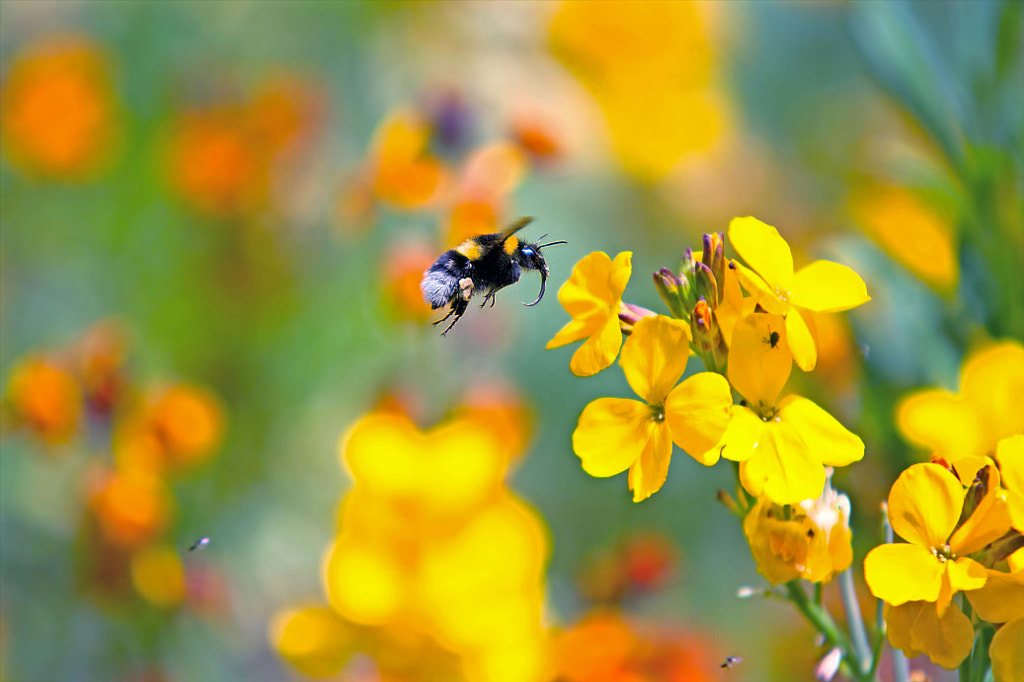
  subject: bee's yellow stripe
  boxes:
[456,239,483,260]
[503,236,519,255]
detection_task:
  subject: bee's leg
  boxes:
[479,288,497,308]
[432,307,456,326]
[458,277,474,302]
[440,298,468,336]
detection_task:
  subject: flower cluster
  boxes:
[165,74,325,219]
[865,341,1024,673]
[2,320,225,610]
[549,217,870,507]
[271,393,549,682]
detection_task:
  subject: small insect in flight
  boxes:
[188,536,210,552]
[420,217,566,335]
[721,656,743,669]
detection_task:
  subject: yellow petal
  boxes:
[828,515,853,576]
[864,543,944,604]
[728,216,793,290]
[786,307,818,372]
[960,340,1024,445]
[547,316,600,349]
[569,312,623,377]
[664,371,732,465]
[884,601,974,670]
[965,569,1024,624]
[778,395,864,467]
[887,463,964,549]
[717,263,747,346]
[937,557,987,616]
[627,422,673,502]
[323,540,405,625]
[731,259,789,314]
[790,260,871,312]
[952,455,995,486]
[990,618,1024,682]
[717,405,763,463]
[573,398,653,477]
[896,389,987,461]
[620,315,692,404]
[739,419,825,505]
[949,469,1012,556]
[996,435,1024,494]
[727,313,791,407]
[557,251,632,320]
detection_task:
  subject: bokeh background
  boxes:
[1,2,1021,681]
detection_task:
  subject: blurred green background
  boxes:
[1,2,1021,681]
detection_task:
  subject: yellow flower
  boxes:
[369,109,449,210]
[864,464,992,639]
[882,601,974,670]
[897,340,1024,464]
[270,605,354,679]
[549,1,730,180]
[996,435,1024,534]
[547,251,632,377]
[719,313,864,505]
[743,471,852,584]
[990,618,1024,682]
[849,183,958,291]
[728,217,870,371]
[572,315,732,502]
[130,544,185,607]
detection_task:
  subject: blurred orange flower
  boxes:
[87,465,174,550]
[511,111,563,163]
[382,240,438,322]
[72,319,130,413]
[167,105,267,217]
[5,355,82,445]
[0,35,119,179]
[115,383,224,474]
[454,382,535,464]
[368,109,449,210]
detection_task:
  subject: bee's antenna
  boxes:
[536,232,549,242]
[538,240,568,249]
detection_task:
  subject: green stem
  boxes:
[785,581,871,681]
[840,568,872,676]
[970,626,993,682]
[959,600,973,682]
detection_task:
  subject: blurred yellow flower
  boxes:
[130,544,185,607]
[0,35,119,179]
[743,472,852,584]
[549,1,730,180]
[572,315,732,502]
[897,340,1024,464]
[720,313,864,505]
[269,606,354,679]
[989,617,1024,682]
[5,355,82,446]
[369,109,449,210]
[728,217,870,371]
[547,251,632,377]
[849,184,958,290]
[276,407,551,682]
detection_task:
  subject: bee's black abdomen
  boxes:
[421,250,471,309]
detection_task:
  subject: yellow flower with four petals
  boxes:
[728,216,870,371]
[572,315,733,502]
[547,251,632,377]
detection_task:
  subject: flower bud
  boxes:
[701,232,726,304]
[689,299,721,353]
[618,302,656,334]
[693,262,719,308]
[652,269,687,319]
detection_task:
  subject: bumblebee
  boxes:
[420,217,566,335]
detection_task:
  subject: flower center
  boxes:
[932,543,953,562]
[649,404,665,423]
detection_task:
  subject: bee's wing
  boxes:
[499,216,535,243]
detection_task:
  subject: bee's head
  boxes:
[514,237,566,306]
